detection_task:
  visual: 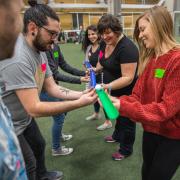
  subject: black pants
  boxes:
[142,131,180,180]
[112,115,136,156]
[18,119,47,180]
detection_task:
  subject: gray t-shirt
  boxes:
[0,34,52,135]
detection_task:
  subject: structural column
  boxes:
[108,0,121,18]
[48,0,54,4]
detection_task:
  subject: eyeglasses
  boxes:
[41,26,59,38]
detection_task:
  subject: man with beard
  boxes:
[0,1,97,180]
[0,0,27,179]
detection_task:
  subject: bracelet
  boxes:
[108,84,112,95]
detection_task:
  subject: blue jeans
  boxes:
[40,92,65,150]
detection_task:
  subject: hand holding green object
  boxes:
[95,84,119,120]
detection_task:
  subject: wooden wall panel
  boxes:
[60,14,73,30]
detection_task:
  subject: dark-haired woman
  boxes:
[82,25,112,130]
[96,14,139,160]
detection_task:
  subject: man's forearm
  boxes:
[47,84,83,100]
[44,76,82,100]
[15,86,97,118]
[31,99,82,117]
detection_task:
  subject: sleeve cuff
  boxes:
[119,96,132,118]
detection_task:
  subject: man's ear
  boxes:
[28,21,38,36]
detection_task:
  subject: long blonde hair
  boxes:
[134,6,179,75]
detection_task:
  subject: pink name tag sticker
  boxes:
[41,63,46,72]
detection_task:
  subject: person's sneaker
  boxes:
[61,134,73,142]
[104,135,116,143]
[112,152,126,161]
[39,170,63,180]
[96,122,112,131]
[86,113,101,121]
[52,146,73,156]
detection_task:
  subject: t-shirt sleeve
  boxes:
[2,62,37,91]
[117,39,139,64]
[45,62,52,78]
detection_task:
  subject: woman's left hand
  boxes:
[102,83,111,94]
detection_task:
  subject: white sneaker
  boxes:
[52,146,73,156]
[86,114,101,121]
[61,134,73,142]
[96,122,112,131]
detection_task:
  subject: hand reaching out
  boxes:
[80,76,90,83]
[78,88,97,106]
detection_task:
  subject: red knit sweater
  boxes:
[119,49,180,139]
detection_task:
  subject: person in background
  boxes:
[82,25,112,131]
[96,14,138,160]
[47,43,88,85]
[0,1,97,179]
[0,0,27,179]
[58,28,65,43]
[82,25,101,121]
[111,6,180,180]
[79,25,85,44]
[40,42,89,156]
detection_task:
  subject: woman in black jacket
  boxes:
[40,43,88,156]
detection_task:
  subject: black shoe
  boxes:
[39,170,63,180]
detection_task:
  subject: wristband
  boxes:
[108,84,112,95]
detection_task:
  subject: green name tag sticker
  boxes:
[53,51,59,58]
[155,69,165,78]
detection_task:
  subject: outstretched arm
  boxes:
[43,76,83,100]
[53,71,82,84]
[103,62,137,90]
[58,47,85,76]
[15,84,97,118]
[113,59,180,123]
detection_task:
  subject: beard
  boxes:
[33,31,54,52]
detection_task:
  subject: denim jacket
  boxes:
[0,84,27,179]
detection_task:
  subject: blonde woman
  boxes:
[111,6,180,180]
